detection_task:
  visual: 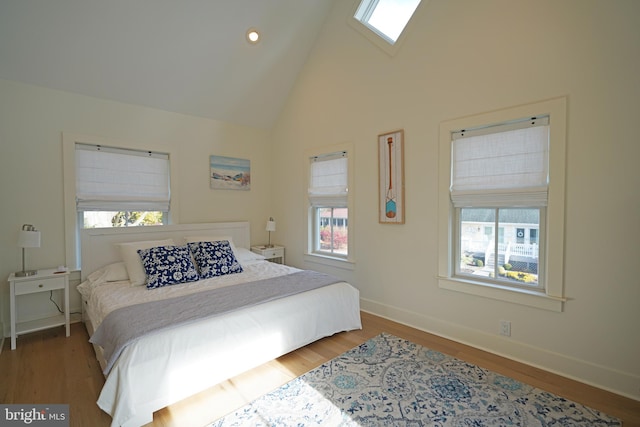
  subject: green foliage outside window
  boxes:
[111,211,163,227]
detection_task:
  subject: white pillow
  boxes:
[105,261,129,281]
[87,262,129,285]
[184,235,238,254]
[117,239,175,286]
[234,247,266,264]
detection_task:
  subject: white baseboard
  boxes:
[361,298,640,401]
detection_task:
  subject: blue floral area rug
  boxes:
[210,333,620,426]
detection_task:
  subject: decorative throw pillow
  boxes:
[137,245,200,289]
[188,240,243,279]
[184,235,240,259]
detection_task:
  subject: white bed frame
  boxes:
[80,221,250,281]
[79,222,362,427]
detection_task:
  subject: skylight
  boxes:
[354,0,422,45]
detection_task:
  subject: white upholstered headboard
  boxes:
[80,221,250,280]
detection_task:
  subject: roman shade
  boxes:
[75,143,170,211]
[451,117,549,207]
[308,152,348,207]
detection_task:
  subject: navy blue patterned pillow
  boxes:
[187,240,243,279]
[137,245,200,289]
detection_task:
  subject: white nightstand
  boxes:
[8,268,70,350]
[251,245,285,264]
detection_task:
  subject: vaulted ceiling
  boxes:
[0,0,336,128]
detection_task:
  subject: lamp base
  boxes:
[15,270,37,277]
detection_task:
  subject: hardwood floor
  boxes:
[1,312,638,426]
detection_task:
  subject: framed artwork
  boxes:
[210,155,251,190]
[378,129,404,223]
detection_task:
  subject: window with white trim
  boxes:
[438,98,567,311]
[308,150,350,260]
[354,0,422,45]
[75,143,170,228]
[350,0,424,56]
[453,117,548,290]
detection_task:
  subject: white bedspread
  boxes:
[81,261,362,427]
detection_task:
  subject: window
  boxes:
[350,0,423,55]
[354,0,422,44]
[62,133,173,269]
[307,147,353,263]
[75,143,170,229]
[315,207,348,257]
[458,207,542,288]
[452,116,548,290]
[438,97,567,311]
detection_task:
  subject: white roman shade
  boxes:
[75,143,170,211]
[308,152,348,207]
[451,117,549,207]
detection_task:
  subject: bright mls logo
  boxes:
[1,405,69,426]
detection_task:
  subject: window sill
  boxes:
[303,253,355,271]
[438,276,565,312]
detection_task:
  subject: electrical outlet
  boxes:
[499,320,511,337]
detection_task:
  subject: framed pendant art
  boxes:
[378,129,405,224]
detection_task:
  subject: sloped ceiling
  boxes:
[0,0,335,129]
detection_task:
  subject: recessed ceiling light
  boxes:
[246,28,260,44]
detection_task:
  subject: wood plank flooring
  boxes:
[1,312,638,426]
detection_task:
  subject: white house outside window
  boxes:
[438,97,567,312]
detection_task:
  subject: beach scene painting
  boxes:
[210,155,251,190]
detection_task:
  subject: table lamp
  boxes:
[16,224,40,277]
[266,217,276,248]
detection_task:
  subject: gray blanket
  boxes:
[90,270,342,375]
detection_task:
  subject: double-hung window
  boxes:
[438,98,567,311]
[452,117,549,290]
[75,143,170,228]
[63,134,173,269]
[308,150,350,260]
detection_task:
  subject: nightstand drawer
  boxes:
[15,276,66,295]
[251,245,285,264]
[262,248,282,258]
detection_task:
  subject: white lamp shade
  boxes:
[266,220,276,232]
[18,230,41,248]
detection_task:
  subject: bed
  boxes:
[78,222,362,427]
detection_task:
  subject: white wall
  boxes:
[271,0,640,399]
[1,0,637,401]
[0,79,273,335]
